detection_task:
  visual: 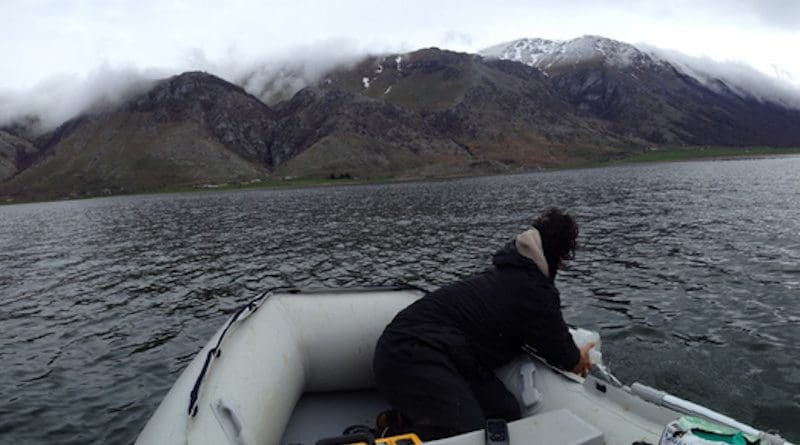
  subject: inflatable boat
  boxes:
[136,286,794,445]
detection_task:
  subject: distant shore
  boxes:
[3,146,800,206]
[606,146,800,165]
[554,146,800,171]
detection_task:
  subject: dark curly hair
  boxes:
[532,207,579,277]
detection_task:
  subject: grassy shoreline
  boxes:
[3,146,800,206]
[559,146,800,171]
[611,146,800,164]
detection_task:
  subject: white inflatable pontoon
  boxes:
[136,286,794,445]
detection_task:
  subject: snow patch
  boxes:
[395,56,403,71]
[375,64,383,74]
[384,86,392,95]
[362,77,370,88]
[481,37,559,67]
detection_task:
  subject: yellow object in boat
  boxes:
[376,433,422,445]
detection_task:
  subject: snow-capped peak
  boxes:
[480,35,800,109]
[480,37,560,67]
[480,35,655,73]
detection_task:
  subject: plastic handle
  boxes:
[212,400,245,445]
[519,362,540,406]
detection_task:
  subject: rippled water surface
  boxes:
[2,157,799,444]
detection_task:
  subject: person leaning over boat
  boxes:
[373,207,594,441]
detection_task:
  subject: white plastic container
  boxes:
[570,328,603,366]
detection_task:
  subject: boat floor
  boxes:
[279,389,607,445]
[281,390,390,445]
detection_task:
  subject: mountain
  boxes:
[481,36,647,74]
[3,37,800,202]
[479,35,800,146]
[268,48,629,178]
[0,129,38,181]
[0,72,272,200]
[0,49,634,201]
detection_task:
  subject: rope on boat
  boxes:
[187,290,270,416]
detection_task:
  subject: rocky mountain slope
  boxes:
[480,35,800,146]
[3,37,800,202]
[1,73,273,200]
[0,49,631,201]
[0,129,38,181]
[268,48,630,178]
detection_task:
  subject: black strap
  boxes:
[187,291,269,416]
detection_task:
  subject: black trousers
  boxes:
[373,333,521,441]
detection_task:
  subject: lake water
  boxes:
[1,157,799,444]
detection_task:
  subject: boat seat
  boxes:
[431,408,604,445]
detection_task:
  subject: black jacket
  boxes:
[383,241,581,374]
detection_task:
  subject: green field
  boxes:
[0,177,384,205]
[127,176,397,197]
[110,146,800,198]
[4,146,800,206]
[617,146,800,164]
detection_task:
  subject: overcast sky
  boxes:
[2,0,800,92]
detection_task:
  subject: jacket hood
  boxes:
[492,228,550,278]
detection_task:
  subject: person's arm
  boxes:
[521,286,582,372]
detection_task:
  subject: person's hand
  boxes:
[571,342,595,377]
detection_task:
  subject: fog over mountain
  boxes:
[2,36,799,135]
[5,37,800,201]
[233,40,366,105]
[482,36,800,110]
[0,67,157,134]
[639,45,800,110]
[0,39,369,134]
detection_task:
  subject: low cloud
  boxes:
[3,36,799,138]
[442,30,474,49]
[232,39,370,104]
[0,38,376,134]
[0,65,162,134]
[640,44,800,110]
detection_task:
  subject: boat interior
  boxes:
[278,354,679,445]
[137,288,793,445]
[268,289,677,445]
